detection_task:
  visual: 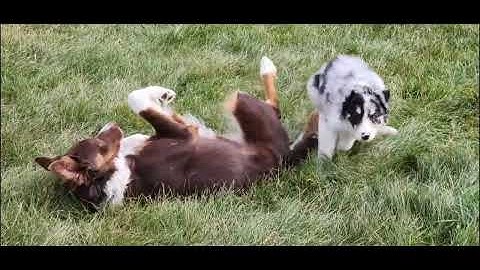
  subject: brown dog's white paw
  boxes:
[260,56,277,77]
[128,86,176,114]
[154,87,176,105]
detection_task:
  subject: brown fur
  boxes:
[126,92,290,197]
[35,72,318,209]
[285,110,319,166]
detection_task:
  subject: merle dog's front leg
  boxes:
[317,116,338,160]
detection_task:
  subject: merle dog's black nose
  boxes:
[361,133,370,140]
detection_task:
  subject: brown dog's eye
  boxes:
[97,141,109,154]
[69,155,93,170]
[99,145,108,154]
[86,168,99,176]
[69,155,82,164]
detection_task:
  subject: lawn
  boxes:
[1,24,478,245]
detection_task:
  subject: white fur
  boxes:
[128,86,220,139]
[316,117,338,159]
[335,131,357,151]
[221,113,245,143]
[377,125,399,136]
[306,55,398,159]
[104,157,131,205]
[104,134,149,205]
[182,114,217,139]
[128,86,176,115]
[260,56,277,76]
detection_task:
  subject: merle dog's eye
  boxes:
[69,155,95,171]
[368,112,383,124]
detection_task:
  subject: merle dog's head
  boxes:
[308,55,398,142]
[340,85,396,141]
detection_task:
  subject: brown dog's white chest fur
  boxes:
[103,133,149,204]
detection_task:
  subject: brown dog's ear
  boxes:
[35,156,56,170]
[49,157,85,185]
[36,156,84,185]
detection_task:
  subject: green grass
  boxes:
[1,24,478,245]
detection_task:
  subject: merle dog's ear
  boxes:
[308,73,322,93]
[35,156,56,170]
[383,90,390,103]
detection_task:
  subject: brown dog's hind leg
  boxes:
[260,56,281,118]
[285,110,319,167]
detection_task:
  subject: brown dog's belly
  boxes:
[126,137,275,197]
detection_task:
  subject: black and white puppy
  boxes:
[301,55,398,159]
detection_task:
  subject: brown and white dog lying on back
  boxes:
[34,57,318,211]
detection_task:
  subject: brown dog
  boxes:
[35,57,317,211]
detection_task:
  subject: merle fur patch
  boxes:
[314,58,337,94]
[341,91,365,128]
[313,74,321,91]
[373,92,388,113]
[383,89,390,102]
[367,92,389,124]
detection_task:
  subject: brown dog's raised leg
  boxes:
[128,86,192,140]
[260,56,280,117]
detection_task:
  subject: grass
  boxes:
[1,24,478,245]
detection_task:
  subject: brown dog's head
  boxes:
[35,123,123,208]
